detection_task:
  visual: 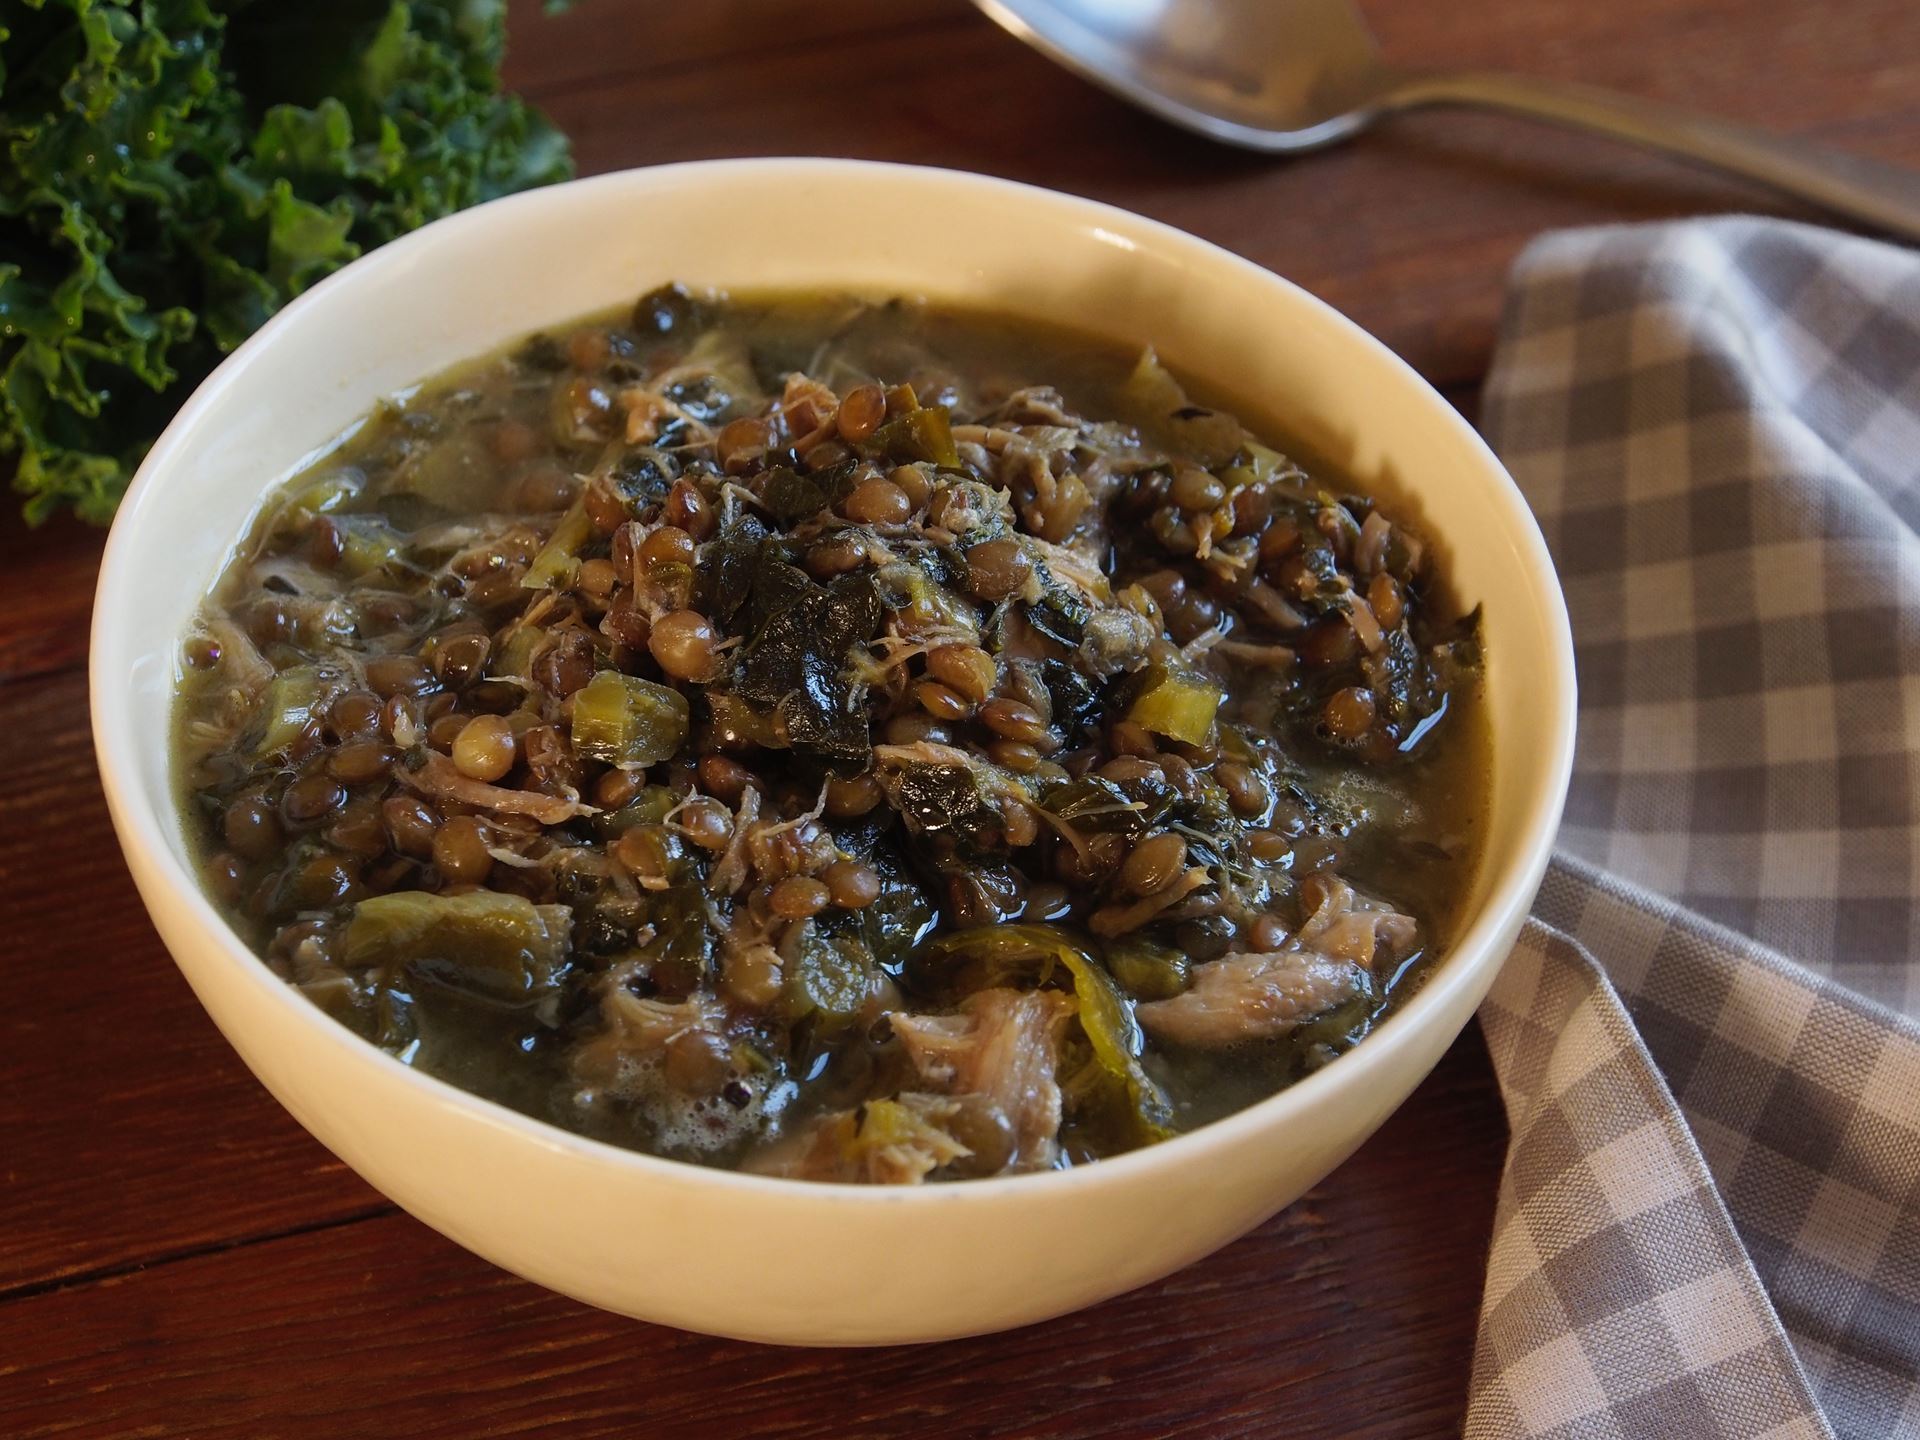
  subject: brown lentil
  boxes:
[1247,829,1293,864]
[453,714,517,782]
[1098,755,1163,787]
[770,875,830,920]
[914,679,971,721]
[282,773,347,824]
[677,797,733,850]
[427,712,469,752]
[593,767,645,810]
[567,328,610,371]
[824,772,884,817]
[1369,572,1405,630]
[822,859,882,910]
[724,947,783,1008]
[663,1029,733,1096]
[328,739,394,786]
[288,853,359,909]
[842,477,911,526]
[1157,754,1199,798]
[1323,686,1377,740]
[945,1096,1016,1176]
[926,644,996,703]
[328,800,390,856]
[640,525,696,571]
[891,465,933,509]
[803,537,867,579]
[306,517,345,568]
[203,852,245,905]
[882,713,951,747]
[664,479,715,540]
[1000,798,1040,849]
[988,739,1042,773]
[836,383,886,442]
[715,416,772,471]
[649,609,720,682]
[978,697,1048,746]
[582,476,630,533]
[578,557,619,602]
[511,464,579,514]
[488,417,539,464]
[1122,833,1188,896]
[1232,486,1273,533]
[697,754,759,805]
[223,795,282,860]
[430,632,491,689]
[1299,619,1359,668]
[1216,761,1271,818]
[1171,466,1226,512]
[1022,881,1072,922]
[603,606,651,650]
[364,654,429,699]
[382,796,440,858]
[433,815,493,883]
[962,537,1032,601]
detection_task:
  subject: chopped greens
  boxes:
[175,288,1486,1182]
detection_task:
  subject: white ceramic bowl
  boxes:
[92,158,1574,1345]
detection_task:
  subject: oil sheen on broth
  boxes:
[173,287,1488,1183]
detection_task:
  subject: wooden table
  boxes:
[5,3,1915,1434]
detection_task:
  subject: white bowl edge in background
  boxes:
[90,158,1575,1345]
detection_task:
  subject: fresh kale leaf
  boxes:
[0,0,572,524]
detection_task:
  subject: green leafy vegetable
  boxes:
[0,0,572,524]
[342,889,572,1011]
[1125,663,1224,746]
[874,405,960,469]
[571,670,690,768]
[728,564,886,761]
[250,664,325,756]
[884,762,1005,847]
[521,496,591,588]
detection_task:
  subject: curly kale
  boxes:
[0,0,572,524]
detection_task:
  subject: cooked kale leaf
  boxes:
[728,562,885,761]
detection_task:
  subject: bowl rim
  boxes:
[90,155,1575,1205]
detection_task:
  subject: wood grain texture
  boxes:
[0,671,385,1295]
[504,0,1920,389]
[0,508,108,683]
[5,0,1917,1434]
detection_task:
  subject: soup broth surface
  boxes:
[175,287,1487,1181]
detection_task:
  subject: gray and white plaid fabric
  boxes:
[1466,219,1920,1440]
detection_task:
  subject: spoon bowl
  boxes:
[974,0,1920,241]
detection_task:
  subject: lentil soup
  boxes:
[173,288,1487,1181]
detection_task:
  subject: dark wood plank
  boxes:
[0,1028,1506,1440]
[0,507,103,684]
[501,0,1919,389]
[0,670,384,1294]
[502,0,962,91]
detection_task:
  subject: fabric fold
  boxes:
[1467,218,1920,1440]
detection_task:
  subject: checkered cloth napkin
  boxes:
[1464,219,1920,1440]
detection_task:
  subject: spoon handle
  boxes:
[1385,70,1920,244]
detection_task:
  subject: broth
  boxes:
[174,287,1486,1180]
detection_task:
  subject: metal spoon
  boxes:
[972,0,1920,244]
